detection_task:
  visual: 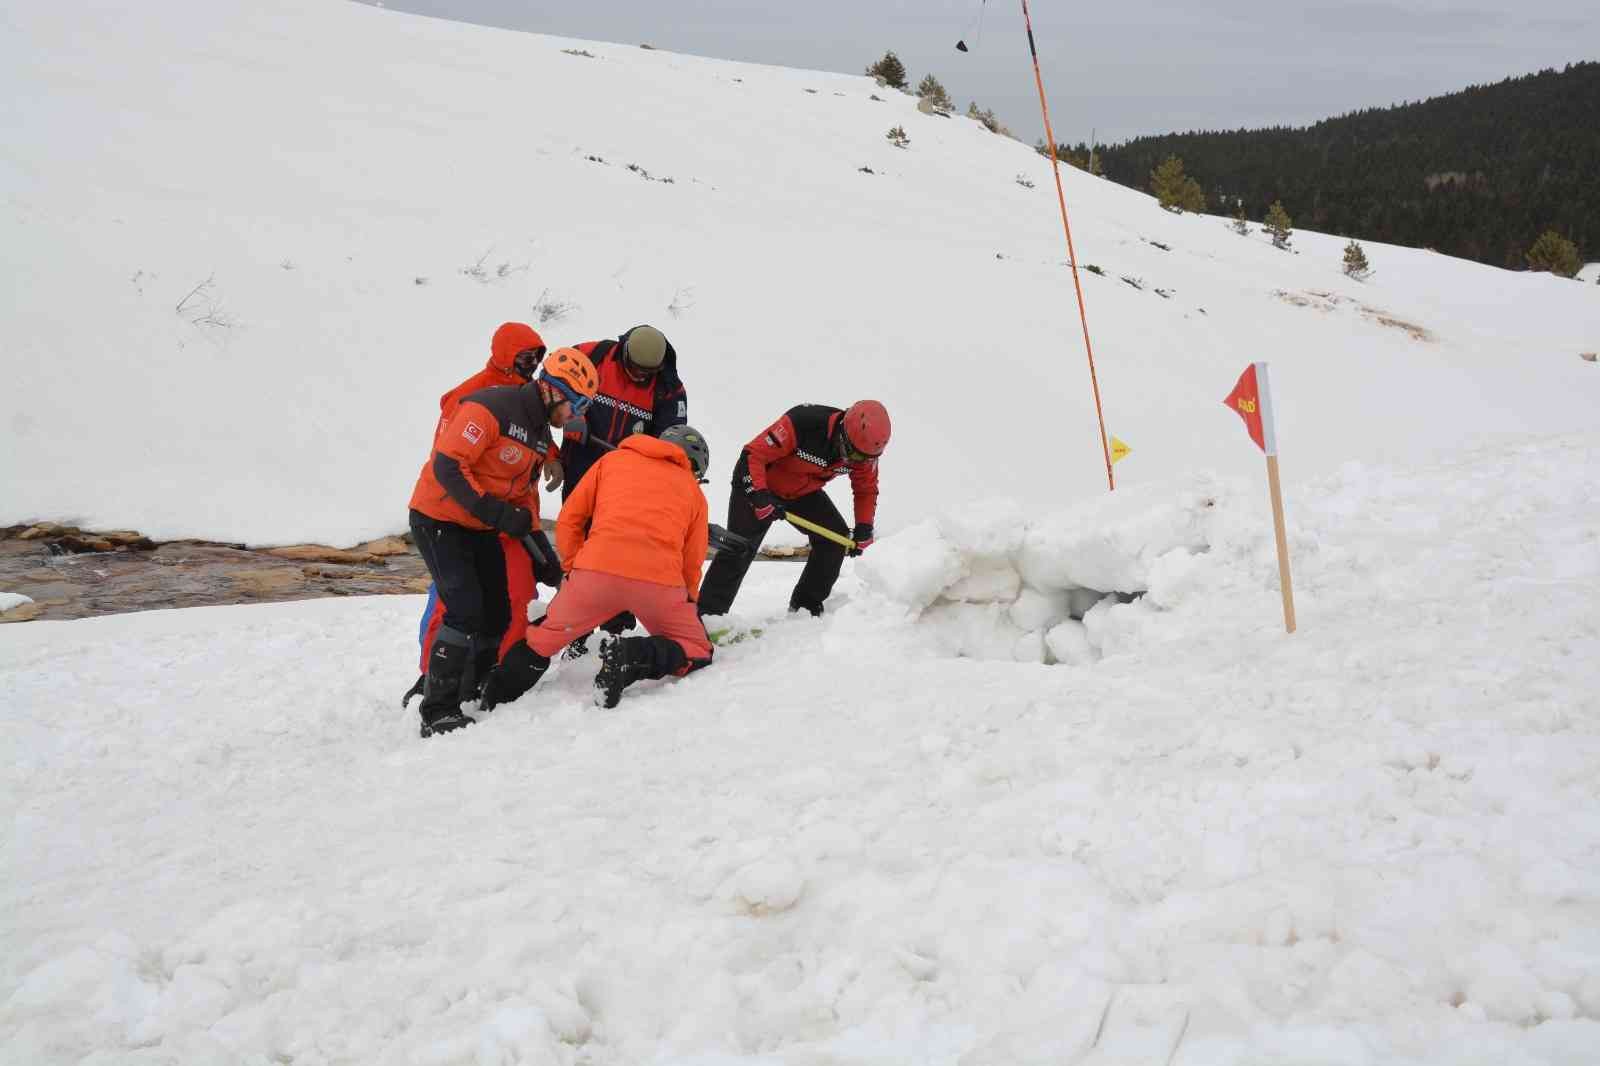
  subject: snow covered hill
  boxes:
[4,2,1600,1063]
[2,0,1595,545]
[5,436,1598,1064]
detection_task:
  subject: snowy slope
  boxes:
[2,0,1597,544]
[5,436,1599,1064]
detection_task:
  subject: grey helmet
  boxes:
[660,424,710,479]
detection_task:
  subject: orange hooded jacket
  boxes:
[435,323,560,466]
[556,435,709,598]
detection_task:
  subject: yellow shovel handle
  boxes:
[785,512,856,551]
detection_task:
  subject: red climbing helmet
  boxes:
[840,400,891,458]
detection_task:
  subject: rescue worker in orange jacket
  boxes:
[408,323,564,706]
[479,425,715,712]
[407,347,599,737]
[696,400,890,618]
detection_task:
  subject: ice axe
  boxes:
[784,512,857,552]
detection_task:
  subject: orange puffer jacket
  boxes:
[556,435,709,597]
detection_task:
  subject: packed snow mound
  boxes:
[855,476,1254,664]
[3,0,1598,544]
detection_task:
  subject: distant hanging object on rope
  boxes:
[955,0,986,52]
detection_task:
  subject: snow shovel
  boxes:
[708,523,753,557]
[784,512,856,552]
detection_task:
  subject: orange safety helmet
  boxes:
[541,347,599,400]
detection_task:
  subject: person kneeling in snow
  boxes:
[481,425,715,711]
[696,401,889,618]
[407,347,599,738]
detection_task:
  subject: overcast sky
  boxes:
[371,0,1598,144]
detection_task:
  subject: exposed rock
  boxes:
[0,601,42,623]
[1582,352,1597,363]
[227,569,307,597]
[353,535,411,557]
[265,545,386,565]
[16,523,69,541]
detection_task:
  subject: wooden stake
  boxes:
[1266,453,1296,633]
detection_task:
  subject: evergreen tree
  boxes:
[886,125,910,149]
[865,51,908,90]
[1524,229,1582,277]
[916,74,952,111]
[1232,202,1249,235]
[1343,240,1373,279]
[1086,63,1599,270]
[1151,156,1205,212]
[1264,200,1294,248]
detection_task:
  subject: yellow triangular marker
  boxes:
[1110,435,1131,464]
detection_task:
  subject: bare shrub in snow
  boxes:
[175,275,236,329]
[532,288,578,324]
[1015,174,1035,189]
[667,286,696,318]
[561,48,595,59]
[1120,275,1144,291]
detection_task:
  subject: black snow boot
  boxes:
[594,635,687,709]
[418,632,475,738]
[478,643,551,713]
[788,596,825,617]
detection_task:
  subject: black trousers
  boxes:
[409,510,511,649]
[697,487,850,616]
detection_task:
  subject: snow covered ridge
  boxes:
[3,0,1597,544]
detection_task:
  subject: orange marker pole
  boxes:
[1020,0,1114,491]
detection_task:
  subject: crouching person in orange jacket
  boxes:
[481,425,715,711]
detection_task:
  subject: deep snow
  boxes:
[2,0,1597,545]
[5,1,1600,1063]
[5,436,1599,1064]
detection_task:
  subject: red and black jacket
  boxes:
[560,327,688,498]
[735,404,879,525]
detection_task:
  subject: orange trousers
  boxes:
[527,569,712,665]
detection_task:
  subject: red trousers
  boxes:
[419,533,536,671]
[527,569,713,665]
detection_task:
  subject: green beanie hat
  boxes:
[624,325,668,370]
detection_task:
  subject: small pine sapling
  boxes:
[1342,240,1373,280]
[1264,201,1293,249]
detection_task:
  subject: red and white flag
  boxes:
[1223,362,1278,456]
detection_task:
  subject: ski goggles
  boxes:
[512,346,547,379]
[542,375,592,417]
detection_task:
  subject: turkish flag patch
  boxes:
[462,421,484,445]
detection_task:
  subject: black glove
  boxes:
[848,523,874,557]
[526,530,563,588]
[600,611,636,636]
[492,503,534,537]
[749,490,785,522]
